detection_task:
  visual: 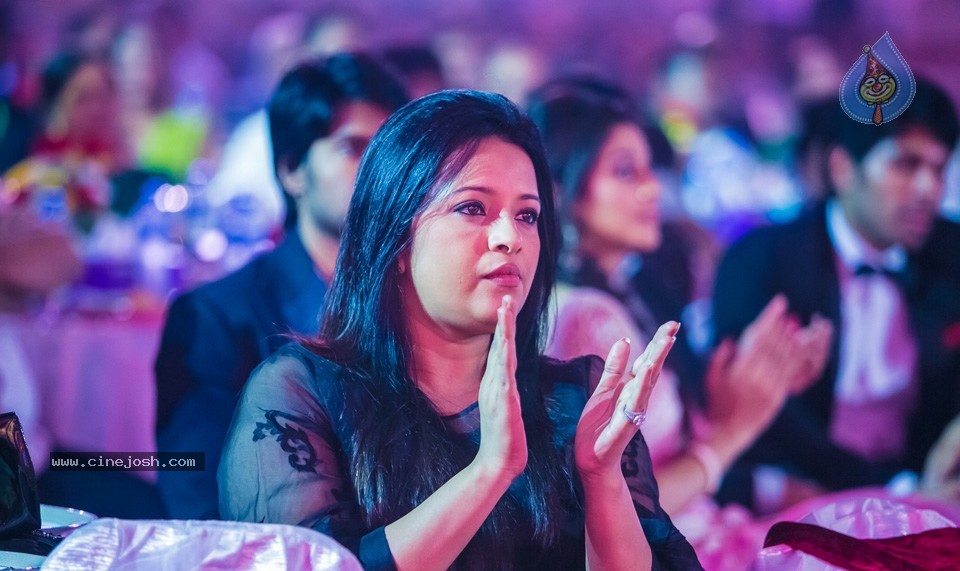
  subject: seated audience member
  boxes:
[530,78,833,569]
[220,90,703,570]
[528,78,717,401]
[154,53,407,520]
[711,78,960,510]
[3,52,127,234]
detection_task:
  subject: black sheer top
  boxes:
[219,343,702,570]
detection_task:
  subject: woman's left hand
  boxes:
[574,322,679,483]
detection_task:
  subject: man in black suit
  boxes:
[712,79,960,511]
[154,54,407,519]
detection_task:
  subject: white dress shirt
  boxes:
[825,200,918,461]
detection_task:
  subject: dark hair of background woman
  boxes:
[525,77,643,279]
[526,77,640,208]
[306,90,569,567]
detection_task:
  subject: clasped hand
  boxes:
[474,295,677,488]
[475,295,528,481]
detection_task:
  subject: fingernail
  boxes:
[621,337,631,345]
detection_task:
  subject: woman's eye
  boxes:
[613,164,638,181]
[455,201,486,216]
[517,210,539,225]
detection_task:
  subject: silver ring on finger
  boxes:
[622,404,646,427]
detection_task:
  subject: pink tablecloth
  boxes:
[16,311,164,481]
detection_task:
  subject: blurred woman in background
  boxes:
[2,52,126,233]
[530,78,835,569]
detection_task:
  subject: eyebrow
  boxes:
[452,185,541,202]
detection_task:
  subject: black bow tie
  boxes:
[854,263,914,290]
[854,264,896,277]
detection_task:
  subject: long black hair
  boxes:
[309,90,568,567]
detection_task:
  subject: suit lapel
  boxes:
[789,204,843,421]
[251,233,328,356]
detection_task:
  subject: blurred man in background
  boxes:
[154,53,407,519]
[712,78,960,512]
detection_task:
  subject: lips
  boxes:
[482,263,522,287]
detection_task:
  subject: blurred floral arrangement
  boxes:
[2,147,113,234]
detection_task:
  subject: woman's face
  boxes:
[402,137,542,337]
[576,122,661,254]
[53,62,118,144]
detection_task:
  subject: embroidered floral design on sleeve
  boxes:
[253,410,322,473]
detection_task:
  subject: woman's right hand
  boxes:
[474,295,528,482]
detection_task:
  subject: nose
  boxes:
[635,172,661,202]
[488,212,522,254]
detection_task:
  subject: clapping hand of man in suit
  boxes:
[703,295,834,476]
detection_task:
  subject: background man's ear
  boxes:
[278,162,306,199]
[827,146,856,197]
